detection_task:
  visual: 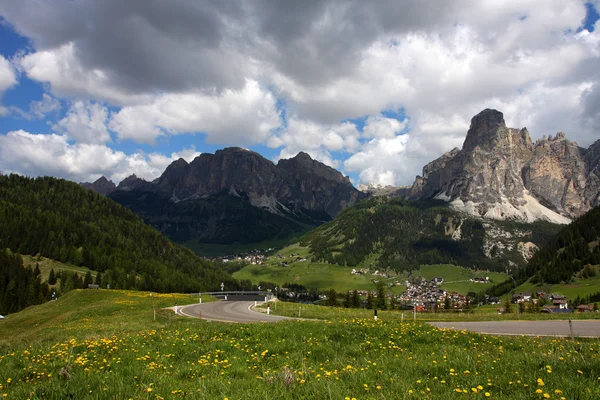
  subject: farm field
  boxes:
[1,290,599,399]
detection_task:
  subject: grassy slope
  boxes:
[21,255,97,283]
[234,244,509,294]
[1,290,599,399]
[415,265,509,294]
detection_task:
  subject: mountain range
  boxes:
[81,109,600,257]
[83,148,365,245]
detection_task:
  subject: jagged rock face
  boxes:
[116,174,153,192]
[409,109,599,223]
[80,176,116,195]
[522,133,588,217]
[151,147,363,218]
[160,148,281,201]
[585,140,600,208]
[276,152,361,216]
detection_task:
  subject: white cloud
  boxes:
[363,115,407,139]
[108,79,281,145]
[344,134,411,186]
[0,129,200,184]
[55,101,110,144]
[16,43,152,106]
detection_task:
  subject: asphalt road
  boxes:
[429,320,600,337]
[179,301,290,323]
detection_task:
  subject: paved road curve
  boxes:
[429,320,600,337]
[179,301,290,323]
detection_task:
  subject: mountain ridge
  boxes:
[104,148,365,246]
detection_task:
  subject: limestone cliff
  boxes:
[409,109,599,223]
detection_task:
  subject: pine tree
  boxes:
[365,291,374,309]
[48,269,57,285]
[325,288,337,307]
[94,272,102,286]
[351,290,360,308]
[83,271,93,288]
[504,296,512,313]
[343,291,351,308]
[375,281,387,310]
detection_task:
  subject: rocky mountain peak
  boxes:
[156,158,189,190]
[278,152,352,186]
[462,109,506,151]
[116,174,150,191]
[80,176,116,196]
[408,109,599,223]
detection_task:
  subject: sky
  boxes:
[0,1,599,187]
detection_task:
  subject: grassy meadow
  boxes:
[233,243,509,295]
[1,290,600,399]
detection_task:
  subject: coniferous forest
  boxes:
[484,206,600,298]
[0,249,50,315]
[522,205,600,284]
[0,175,236,306]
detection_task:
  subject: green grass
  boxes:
[21,255,97,283]
[514,275,600,300]
[413,264,509,294]
[1,290,599,399]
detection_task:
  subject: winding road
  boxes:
[179,301,290,323]
[429,320,600,338]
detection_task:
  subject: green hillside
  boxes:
[296,197,559,273]
[524,206,600,283]
[486,206,600,298]
[0,174,236,300]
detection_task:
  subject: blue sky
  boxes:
[0,1,599,186]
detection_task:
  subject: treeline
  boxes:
[0,175,237,294]
[523,206,600,284]
[302,197,557,273]
[0,250,50,315]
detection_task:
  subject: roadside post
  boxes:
[267,304,271,315]
[569,319,574,339]
[374,308,378,321]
